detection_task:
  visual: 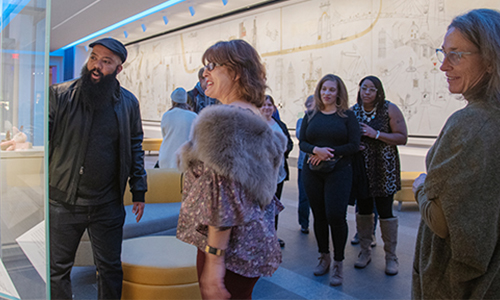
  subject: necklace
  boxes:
[361,105,377,123]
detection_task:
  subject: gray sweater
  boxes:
[412,96,500,299]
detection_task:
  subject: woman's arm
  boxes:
[331,111,361,156]
[360,103,408,145]
[275,118,293,157]
[413,174,449,238]
[200,226,232,300]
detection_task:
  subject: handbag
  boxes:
[308,155,342,173]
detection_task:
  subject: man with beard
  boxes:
[187,67,220,113]
[48,38,147,299]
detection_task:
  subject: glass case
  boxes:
[1,0,50,299]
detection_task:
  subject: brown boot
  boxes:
[313,252,331,276]
[354,213,374,268]
[330,260,343,286]
[380,217,399,275]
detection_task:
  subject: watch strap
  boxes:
[205,245,226,256]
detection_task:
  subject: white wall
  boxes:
[120,0,500,171]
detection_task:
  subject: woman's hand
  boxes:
[307,154,323,166]
[200,255,231,300]
[412,173,427,194]
[359,122,378,139]
[312,147,334,161]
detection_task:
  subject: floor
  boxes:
[70,154,422,300]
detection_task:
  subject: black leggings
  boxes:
[302,160,352,261]
[357,195,394,219]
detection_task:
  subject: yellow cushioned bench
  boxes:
[142,138,163,153]
[121,236,201,300]
[394,171,421,211]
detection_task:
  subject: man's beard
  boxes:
[80,65,119,110]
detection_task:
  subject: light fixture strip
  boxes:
[57,0,186,51]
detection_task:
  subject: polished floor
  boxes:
[71,154,422,299]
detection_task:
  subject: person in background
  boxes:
[261,94,293,247]
[299,74,360,286]
[412,9,500,298]
[176,39,286,300]
[158,87,197,169]
[187,67,220,113]
[295,95,314,234]
[351,75,407,275]
[49,38,147,299]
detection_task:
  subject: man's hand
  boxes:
[132,202,145,222]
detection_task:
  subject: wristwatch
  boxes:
[205,245,226,256]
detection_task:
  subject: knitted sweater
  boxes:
[412,97,500,299]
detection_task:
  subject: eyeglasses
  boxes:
[435,48,475,66]
[205,62,223,71]
[360,87,377,93]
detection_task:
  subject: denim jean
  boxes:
[50,199,125,300]
[297,169,310,229]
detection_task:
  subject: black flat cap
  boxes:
[89,37,127,63]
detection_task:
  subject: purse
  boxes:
[308,155,342,173]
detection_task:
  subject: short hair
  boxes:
[202,40,267,107]
[305,95,314,106]
[197,67,205,81]
[449,9,500,98]
[357,75,386,109]
[311,74,349,118]
[170,101,192,111]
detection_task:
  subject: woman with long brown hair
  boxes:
[299,74,360,286]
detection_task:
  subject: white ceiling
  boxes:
[50,0,277,52]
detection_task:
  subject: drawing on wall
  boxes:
[118,0,500,136]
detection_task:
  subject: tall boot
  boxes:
[379,217,399,275]
[313,252,331,276]
[354,213,374,268]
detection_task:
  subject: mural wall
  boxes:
[119,0,500,136]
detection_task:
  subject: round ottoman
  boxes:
[121,236,201,299]
[394,171,421,211]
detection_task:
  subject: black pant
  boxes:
[50,199,125,300]
[357,195,394,219]
[302,159,352,261]
[274,181,284,230]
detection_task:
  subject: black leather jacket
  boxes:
[49,79,147,205]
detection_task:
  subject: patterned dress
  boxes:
[176,161,284,278]
[352,100,401,197]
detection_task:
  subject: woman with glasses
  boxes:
[412,9,500,299]
[351,75,408,275]
[176,40,286,299]
[299,74,360,286]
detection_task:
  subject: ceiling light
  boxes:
[56,0,186,51]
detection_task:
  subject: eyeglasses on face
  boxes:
[360,86,377,93]
[205,62,224,71]
[435,48,474,66]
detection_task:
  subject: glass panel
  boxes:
[0,0,49,299]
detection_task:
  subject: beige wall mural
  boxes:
[119,0,499,136]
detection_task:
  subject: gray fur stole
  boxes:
[177,105,286,207]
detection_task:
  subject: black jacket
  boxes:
[49,79,147,205]
[273,117,293,181]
